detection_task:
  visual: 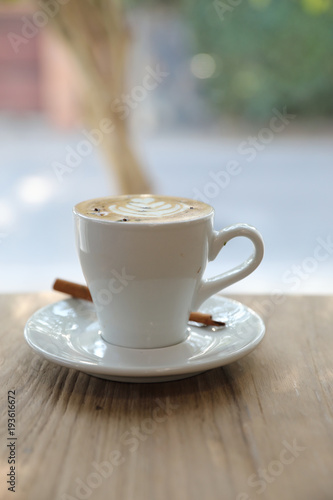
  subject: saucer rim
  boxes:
[24,295,265,378]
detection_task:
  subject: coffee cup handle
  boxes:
[192,223,264,310]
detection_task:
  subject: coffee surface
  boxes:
[74,195,213,223]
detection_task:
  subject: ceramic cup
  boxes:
[73,195,264,349]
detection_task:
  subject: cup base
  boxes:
[99,328,191,350]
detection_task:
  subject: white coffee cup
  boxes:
[73,195,264,349]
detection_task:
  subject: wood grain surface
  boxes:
[0,292,332,500]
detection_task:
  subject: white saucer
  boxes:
[24,295,265,383]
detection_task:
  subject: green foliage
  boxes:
[127,0,333,120]
[180,0,333,120]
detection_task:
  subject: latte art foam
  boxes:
[74,195,213,223]
[108,197,190,218]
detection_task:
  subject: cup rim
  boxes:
[73,195,214,226]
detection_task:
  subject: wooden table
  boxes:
[1,292,333,500]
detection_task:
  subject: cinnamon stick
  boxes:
[52,278,225,327]
[53,278,92,302]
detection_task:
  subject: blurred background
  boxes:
[0,0,332,294]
